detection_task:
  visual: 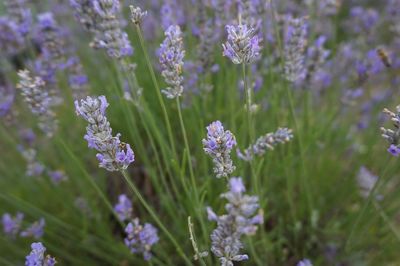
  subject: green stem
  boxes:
[345,157,392,251]
[135,25,177,159]
[120,170,192,265]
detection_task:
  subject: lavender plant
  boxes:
[25,242,56,266]
[202,121,237,178]
[207,177,263,265]
[158,25,185,99]
[75,95,135,171]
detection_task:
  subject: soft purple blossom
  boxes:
[21,218,45,239]
[124,218,159,261]
[0,18,25,56]
[284,17,307,82]
[114,194,132,221]
[222,24,262,65]
[75,96,135,171]
[48,170,68,185]
[237,128,293,161]
[17,70,58,137]
[202,121,236,178]
[207,177,263,265]
[70,0,133,59]
[381,106,400,156]
[25,242,56,266]
[297,258,313,266]
[2,212,24,237]
[158,25,185,99]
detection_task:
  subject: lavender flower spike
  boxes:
[284,17,308,82]
[124,218,159,261]
[114,194,133,221]
[202,121,236,178]
[2,212,24,237]
[237,128,293,161]
[75,96,135,171]
[158,25,185,99]
[207,177,263,265]
[222,24,262,65]
[25,242,57,266]
[17,70,57,137]
[130,5,147,25]
[20,218,45,239]
[381,106,400,156]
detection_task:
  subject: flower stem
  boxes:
[120,170,192,265]
[135,25,177,159]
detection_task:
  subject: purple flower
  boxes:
[124,218,159,261]
[17,70,58,137]
[388,144,400,157]
[297,259,313,266]
[0,18,24,56]
[381,106,400,156]
[222,24,262,65]
[284,16,307,82]
[70,0,133,59]
[2,212,24,237]
[4,0,32,35]
[0,84,15,117]
[48,170,68,185]
[202,121,236,178]
[207,177,263,265]
[114,194,132,221]
[75,96,135,171]
[25,242,57,266]
[237,128,293,161]
[21,218,45,239]
[158,25,185,99]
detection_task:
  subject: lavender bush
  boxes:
[1,1,400,265]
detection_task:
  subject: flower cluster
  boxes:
[25,242,56,266]
[207,177,263,266]
[69,0,133,59]
[0,18,25,56]
[202,121,237,178]
[48,170,68,185]
[20,218,46,239]
[284,17,308,82]
[19,148,45,177]
[130,5,147,25]
[17,70,58,137]
[2,213,45,239]
[124,218,159,261]
[158,25,185,99]
[4,0,32,35]
[297,259,313,266]
[237,128,293,161]
[304,36,330,85]
[75,96,135,171]
[381,106,400,156]
[114,194,132,221]
[222,24,262,65]
[2,212,24,238]
[65,56,89,100]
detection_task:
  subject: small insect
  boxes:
[377,48,392,68]
[119,142,126,149]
